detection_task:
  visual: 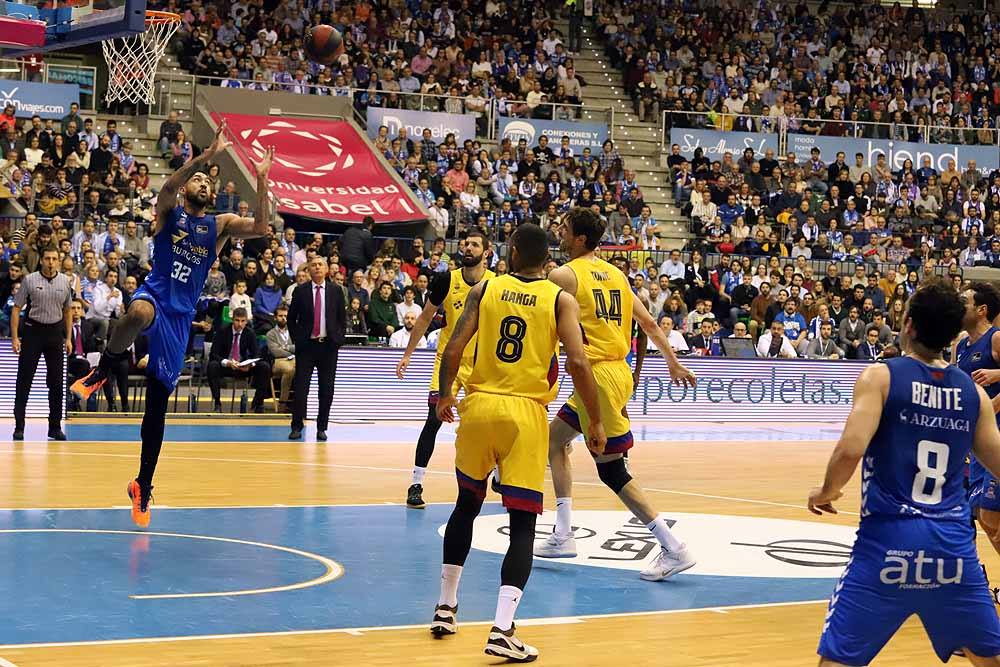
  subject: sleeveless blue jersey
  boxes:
[862,357,980,526]
[955,327,1000,503]
[144,206,218,315]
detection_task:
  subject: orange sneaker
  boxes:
[126,479,152,528]
[70,367,108,401]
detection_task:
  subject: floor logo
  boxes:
[446,511,857,578]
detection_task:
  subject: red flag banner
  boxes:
[213,112,426,225]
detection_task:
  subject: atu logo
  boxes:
[447,511,856,578]
[501,120,537,145]
[239,120,355,177]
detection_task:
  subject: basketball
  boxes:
[305,24,345,65]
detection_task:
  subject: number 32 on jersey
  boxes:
[171,260,192,284]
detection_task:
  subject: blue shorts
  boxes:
[970,459,1000,511]
[132,285,193,390]
[818,519,1000,665]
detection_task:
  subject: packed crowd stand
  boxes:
[10,0,1000,413]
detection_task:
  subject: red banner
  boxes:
[212,112,426,225]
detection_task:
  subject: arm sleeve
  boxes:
[426,271,451,307]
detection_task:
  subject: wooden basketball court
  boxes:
[0,418,987,666]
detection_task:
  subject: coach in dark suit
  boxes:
[287,256,345,441]
[207,306,272,413]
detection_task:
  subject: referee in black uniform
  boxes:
[11,246,73,441]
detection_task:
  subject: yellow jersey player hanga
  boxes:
[556,255,636,453]
[429,267,495,398]
[456,274,563,515]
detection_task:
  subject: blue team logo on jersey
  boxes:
[973,352,983,362]
[196,224,209,234]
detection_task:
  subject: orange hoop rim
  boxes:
[144,10,181,25]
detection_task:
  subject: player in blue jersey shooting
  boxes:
[809,279,1000,666]
[71,120,275,527]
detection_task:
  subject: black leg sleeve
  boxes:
[442,487,485,567]
[137,377,172,489]
[414,401,443,468]
[501,510,537,591]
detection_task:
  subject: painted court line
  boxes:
[0,529,344,600]
[0,448,832,516]
[0,599,828,650]
[0,658,18,667]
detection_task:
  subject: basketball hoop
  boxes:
[102,10,180,105]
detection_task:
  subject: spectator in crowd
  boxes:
[858,325,885,361]
[757,319,798,359]
[805,322,845,360]
[265,304,295,410]
[651,314,688,353]
[367,281,399,339]
[207,307,271,413]
[389,311,427,349]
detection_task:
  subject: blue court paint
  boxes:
[31,421,842,444]
[0,505,837,646]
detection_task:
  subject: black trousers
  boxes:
[291,339,338,431]
[15,321,65,430]
[207,360,271,407]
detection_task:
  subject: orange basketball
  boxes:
[305,24,345,65]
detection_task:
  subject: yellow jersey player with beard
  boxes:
[396,231,494,508]
[534,207,700,581]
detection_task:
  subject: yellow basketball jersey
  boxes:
[465,274,562,405]
[437,267,495,364]
[566,255,634,363]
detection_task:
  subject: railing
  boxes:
[0,57,98,112]
[662,109,1000,157]
[145,71,615,142]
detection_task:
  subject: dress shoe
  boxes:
[48,429,67,441]
[12,428,23,441]
[288,429,302,440]
[316,430,327,441]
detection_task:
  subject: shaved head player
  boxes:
[71,121,275,527]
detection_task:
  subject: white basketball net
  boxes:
[102,14,180,104]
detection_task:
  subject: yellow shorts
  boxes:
[557,359,634,454]
[454,392,548,514]
[428,353,472,406]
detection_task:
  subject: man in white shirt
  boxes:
[649,315,688,353]
[427,197,449,241]
[756,320,798,358]
[396,286,422,323]
[658,249,686,283]
[87,268,123,341]
[389,312,427,349]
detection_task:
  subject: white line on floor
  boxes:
[0,599,827,650]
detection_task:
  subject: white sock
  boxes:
[647,516,684,552]
[554,497,573,537]
[493,585,523,631]
[438,564,463,607]
[412,466,426,485]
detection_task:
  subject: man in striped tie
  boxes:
[286,256,346,441]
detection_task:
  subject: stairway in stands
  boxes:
[565,21,690,250]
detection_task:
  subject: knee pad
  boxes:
[596,457,632,494]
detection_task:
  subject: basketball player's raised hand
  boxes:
[253,146,275,178]
[807,486,842,516]
[207,120,232,156]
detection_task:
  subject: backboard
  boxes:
[2,0,146,55]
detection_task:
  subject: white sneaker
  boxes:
[533,532,577,558]
[639,545,696,581]
[430,603,457,636]
[484,624,538,662]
